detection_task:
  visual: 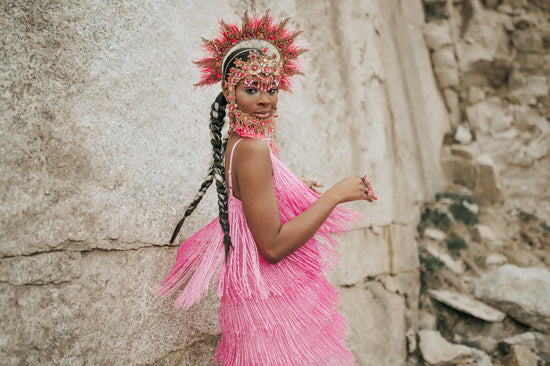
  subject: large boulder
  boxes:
[428,289,506,322]
[432,46,460,89]
[419,330,493,366]
[475,265,550,333]
[502,344,538,366]
[474,154,502,203]
[466,97,513,135]
[456,1,513,87]
[424,20,453,50]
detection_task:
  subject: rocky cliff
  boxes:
[1,0,547,365]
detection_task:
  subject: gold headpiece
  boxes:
[195,10,306,139]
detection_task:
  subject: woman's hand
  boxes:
[301,175,323,194]
[326,175,377,204]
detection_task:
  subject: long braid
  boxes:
[170,92,231,252]
[170,161,215,244]
[209,92,233,259]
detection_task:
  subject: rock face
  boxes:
[503,345,538,366]
[419,330,493,366]
[475,265,550,333]
[428,289,506,322]
[499,332,537,353]
[0,0,445,364]
[2,0,548,364]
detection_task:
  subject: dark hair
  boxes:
[170,48,261,259]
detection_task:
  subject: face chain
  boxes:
[225,49,280,138]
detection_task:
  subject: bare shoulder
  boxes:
[233,138,271,165]
[233,138,272,177]
[235,138,270,156]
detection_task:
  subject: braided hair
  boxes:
[171,48,261,259]
[170,92,230,250]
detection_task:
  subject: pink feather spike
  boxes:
[193,10,307,92]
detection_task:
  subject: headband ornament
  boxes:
[194,10,306,92]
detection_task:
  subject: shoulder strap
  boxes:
[228,138,244,191]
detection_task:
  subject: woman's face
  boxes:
[234,79,278,119]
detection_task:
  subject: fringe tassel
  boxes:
[158,149,363,364]
[157,218,224,309]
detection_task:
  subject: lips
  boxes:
[253,111,271,119]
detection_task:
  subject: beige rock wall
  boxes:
[0,0,448,364]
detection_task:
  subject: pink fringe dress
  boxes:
[159,139,362,365]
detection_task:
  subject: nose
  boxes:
[257,91,271,105]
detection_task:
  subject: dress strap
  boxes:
[228,138,244,191]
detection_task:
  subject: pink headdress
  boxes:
[194,10,306,92]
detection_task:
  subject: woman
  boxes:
[159,10,376,365]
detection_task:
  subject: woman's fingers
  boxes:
[301,176,324,194]
[362,174,378,201]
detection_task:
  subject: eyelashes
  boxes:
[243,87,278,95]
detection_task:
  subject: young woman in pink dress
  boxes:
[158,10,377,366]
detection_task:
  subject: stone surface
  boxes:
[419,329,493,366]
[406,328,417,353]
[451,143,479,159]
[503,344,538,366]
[0,248,221,365]
[469,86,487,104]
[377,271,420,331]
[525,135,549,160]
[483,0,502,9]
[441,154,478,190]
[525,76,549,97]
[510,148,536,167]
[511,106,547,131]
[456,3,512,87]
[424,20,453,50]
[432,46,461,88]
[466,98,512,134]
[486,253,508,266]
[497,4,515,14]
[341,282,408,366]
[428,289,507,322]
[474,154,502,202]
[426,245,465,274]
[1,0,450,364]
[463,200,480,215]
[513,30,543,53]
[454,126,474,145]
[516,54,546,73]
[474,265,550,332]
[534,332,550,361]
[445,88,461,128]
[0,251,81,285]
[499,332,537,353]
[328,227,390,286]
[502,0,527,8]
[374,0,448,225]
[425,227,448,241]
[388,224,421,274]
[419,311,438,330]
[467,334,499,354]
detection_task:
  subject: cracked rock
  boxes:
[428,289,506,322]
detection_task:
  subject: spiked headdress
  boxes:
[194,10,306,92]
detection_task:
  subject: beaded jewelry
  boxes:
[194,10,306,138]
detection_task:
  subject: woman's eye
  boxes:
[266,88,278,95]
[244,88,259,94]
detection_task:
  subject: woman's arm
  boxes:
[234,139,371,264]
